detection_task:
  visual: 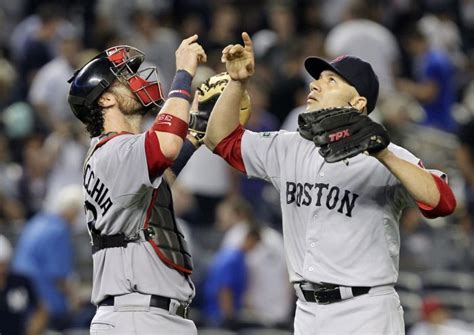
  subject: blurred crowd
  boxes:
[0,0,473,334]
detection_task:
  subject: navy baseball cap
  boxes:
[304,55,379,113]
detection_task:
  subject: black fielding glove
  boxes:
[298,107,390,163]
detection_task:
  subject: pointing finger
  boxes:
[242,32,253,50]
[182,34,198,45]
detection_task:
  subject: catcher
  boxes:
[67,37,247,333]
[204,33,456,335]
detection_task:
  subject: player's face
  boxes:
[111,83,145,116]
[306,70,359,111]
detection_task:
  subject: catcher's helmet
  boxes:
[68,45,164,123]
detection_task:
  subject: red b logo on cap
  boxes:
[330,55,348,64]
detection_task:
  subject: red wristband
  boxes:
[151,113,188,140]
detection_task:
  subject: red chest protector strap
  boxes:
[143,178,193,274]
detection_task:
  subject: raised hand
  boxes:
[221,32,255,81]
[175,34,207,76]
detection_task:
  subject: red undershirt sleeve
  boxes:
[214,126,246,174]
[417,174,457,218]
[145,130,173,180]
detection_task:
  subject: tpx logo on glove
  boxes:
[329,129,350,142]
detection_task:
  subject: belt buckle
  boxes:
[169,299,189,319]
[182,303,189,319]
[313,289,331,305]
[168,299,180,315]
[176,302,189,319]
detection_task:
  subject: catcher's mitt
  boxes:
[298,107,390,163]
[189,72,251,142]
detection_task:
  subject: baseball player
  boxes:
[204,33,457,334]
[68,36,206,334]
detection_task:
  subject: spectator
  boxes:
[0,234,47,335]
[28,33,84,132]
[258,2,297,79]
[17,135,50,218]
[217,196,293,327]
[177,142,233,227]
[408,296,473,335]
[324,0,400,97]
[236,79,280,220]
[418,3,466,69]
[456,116,474,218]
[204,4,239,53]
[203,226,261,329]
[398,25,457,132]
[12,3,65,100]
[42,125,88,214]
[0,57,17,110]
[126,9,181,92]
[216,195,256,247]
[12,184,83,331]
[0,133,25,226]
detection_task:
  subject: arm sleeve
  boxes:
[386,144,456,217]
[241,130,286,182]
[145,130,173,179]
[417,173,457,218]
[102,134,168,201]
[169,138,197,176]
[213,127,286,182]
[386,145,424,209]
[214,126,246,173]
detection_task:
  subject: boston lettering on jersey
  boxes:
[286,181,359,217]
[84,164,113,215]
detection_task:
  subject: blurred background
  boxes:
[0,0,473,334]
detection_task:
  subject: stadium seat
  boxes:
[422,271,474,292]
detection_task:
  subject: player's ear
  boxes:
[349,96,367,114]
[98,92,116,108]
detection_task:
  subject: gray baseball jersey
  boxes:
[83,133,194,305]
[241,130,443,287]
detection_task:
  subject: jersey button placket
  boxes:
[303,212,320,277]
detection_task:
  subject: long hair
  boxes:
[83,104,105,137]
[82,81,123,137]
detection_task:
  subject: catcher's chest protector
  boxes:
[145,179,193,274]
[84,133,193,275]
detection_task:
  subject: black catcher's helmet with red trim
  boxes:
[68,45,164,123]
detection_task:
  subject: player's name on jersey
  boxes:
[83,164,113,215]
[286,181,359,217]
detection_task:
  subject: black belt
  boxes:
[98,295,189,318]
[91,233,129,254]
[300,282,370,304]
[91,228,155,254]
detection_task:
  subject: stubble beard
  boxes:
[117,94,146,117]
